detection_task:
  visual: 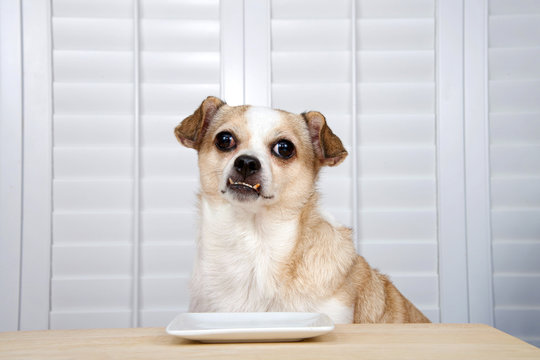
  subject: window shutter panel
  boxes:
[50,0,220,329]
[51,0,135,329]
[271,0,438,321]
[489,0,540,347]
[138,0,219,327]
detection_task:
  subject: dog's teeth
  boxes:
[228,179,261,192]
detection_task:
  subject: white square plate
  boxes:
[166,312,334,343]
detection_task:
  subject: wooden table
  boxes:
[1,324,539,359]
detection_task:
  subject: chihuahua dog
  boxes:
[175,96,430,323]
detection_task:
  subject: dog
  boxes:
[174,96,430,324]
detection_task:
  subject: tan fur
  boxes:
[175,96,430,324]
[280,193,430,323]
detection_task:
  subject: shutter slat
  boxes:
[491,177,540,208]
[357,178,436,209]
[140,0,219,20]
[54,51,132,82]
[53,245,131,277]
[493,242,540,273]
[272,19,351,51]
[493,275,540,307]
[491,145,540,175]
[357,115,435,145]
[490,0,540,15]
[360,242,437,273]
[53,212,132,244]
[53,18,133,51]
[358,146,435,177]
[492,209,540,240]
[272,51,434,83]
[55,116,133,146]
[142,148,197,177]
[54,83,133,115]
[356,0,434,18]
[358,209,437,240]
[141,277,190,309]
[142,211,197,242]
[489,48,540,80]
[141,244,195,275]
[272,83,351,114]
[490,80,540,112]
[55,148,132,178]
[356,19,434,51]
[489,15,540,48]
[357,51,434,82]
[141,179,198,210]
[54,180,132,211]
[491,113,540,144]
[53,0,132,18]
[51,279,132,309]
[141,20,219,52]
[141,84,219,115]
[51,311,131,330]
[142,116,185,147]
[272,0,434,19]
[357,83,435,114]
[272,0,350,19]
[141,52,219,83]
[272,52,350,83]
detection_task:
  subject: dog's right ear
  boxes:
[303,111,348,167]
[175,96,226,150]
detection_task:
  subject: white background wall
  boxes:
[0,0,539,347]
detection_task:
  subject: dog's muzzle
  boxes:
[224,155,264,201]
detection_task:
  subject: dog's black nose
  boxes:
[234,155,261,178]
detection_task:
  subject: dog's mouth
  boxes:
[223,177,274,201]
[228,178,261,194]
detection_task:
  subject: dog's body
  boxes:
[175,97,430,324]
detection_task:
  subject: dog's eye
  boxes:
[215,132,237,151]
[272,140,295,159]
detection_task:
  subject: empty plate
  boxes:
[166,312,335,343]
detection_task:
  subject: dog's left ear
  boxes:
[303,111,348,167]
[175,96,226,150]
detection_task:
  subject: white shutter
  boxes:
[271,0,438,321]
[11,0,540,335]
[138,0,219,327]
[51,0,134,329]
[489,0,540,347]
[355,0,438,322]
[50,0,220,329]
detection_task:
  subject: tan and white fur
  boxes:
[175,96,430,324]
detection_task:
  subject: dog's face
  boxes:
[175,96,347,211]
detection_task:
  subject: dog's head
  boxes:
[175,96,347,210]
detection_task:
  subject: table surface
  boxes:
[1,324,539,360]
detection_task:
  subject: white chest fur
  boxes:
[189,199,354,324]
[189,199,298,312]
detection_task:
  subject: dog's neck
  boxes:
[196,193,323,263]
[199,196,304,244]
